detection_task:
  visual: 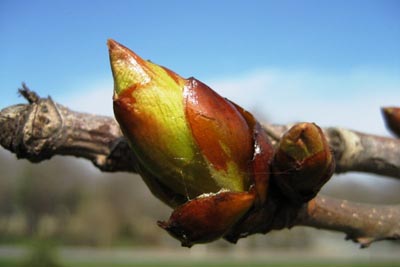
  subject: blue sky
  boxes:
[1,0,399,133]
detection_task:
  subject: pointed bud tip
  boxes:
[107,39,152,95]
[107,38,117,49]
[107,38,138,60]
[108,39,136,54]
[107,39,127,57]
[381,106,400,137]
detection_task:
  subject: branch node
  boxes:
[18,83,40,104]
[326,127,361,171]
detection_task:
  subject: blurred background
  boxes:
[0,0,399,266]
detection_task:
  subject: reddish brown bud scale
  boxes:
[158,191,255,247]
[382,107,400,138]
[227,101,274,205]
[184,78,253,183]
[250,123,274,205]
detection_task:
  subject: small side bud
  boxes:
[158,191,254,247]
[273,123,335,203]
[382,107,400,138]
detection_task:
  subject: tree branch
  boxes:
[296,195,400,248]
[326,128,400,179]
[1,87,399,247]
[2,88,399,179]
[0,86,136,172]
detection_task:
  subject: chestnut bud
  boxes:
[108,39,273,246]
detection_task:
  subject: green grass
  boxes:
[64,262,400,267]
[1,259,399,267]
[0,259,19,267]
